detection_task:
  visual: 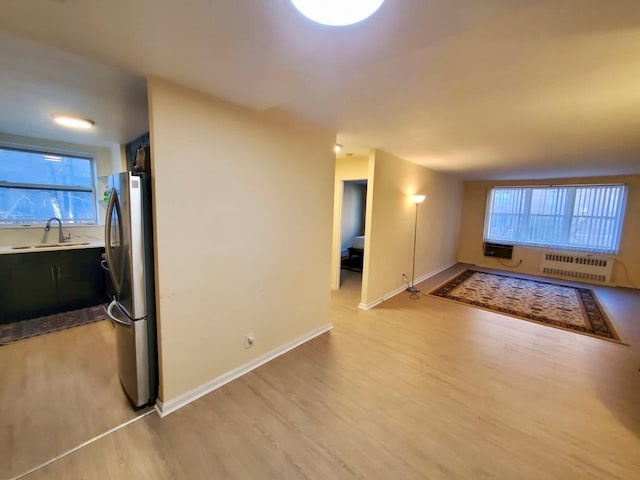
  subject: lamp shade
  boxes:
[411,194,426,204]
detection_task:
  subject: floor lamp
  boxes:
[406,194,426,295]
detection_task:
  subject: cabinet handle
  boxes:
[51,265,62,280]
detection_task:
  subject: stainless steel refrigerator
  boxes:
[104,171,157,407]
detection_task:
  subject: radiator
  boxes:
[539,253,613,284]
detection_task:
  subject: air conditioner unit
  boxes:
[483,242,513,259]
[539,252,613,284]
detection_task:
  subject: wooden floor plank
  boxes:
[10,264,640,479]
[0,320,146,479]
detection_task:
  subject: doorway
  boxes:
[338,180,367,289]
[340,180,367,273]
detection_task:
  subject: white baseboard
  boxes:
[358,263,455,310]
[154,323,333,418]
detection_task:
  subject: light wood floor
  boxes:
[0,319,147,480]
[11,264,640,479]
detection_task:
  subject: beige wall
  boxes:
[361,150,463,307]
[330,155,369,290]
[147,77,335,403]
[0,131,120,246]
[457,175,640,288]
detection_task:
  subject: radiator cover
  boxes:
[539,252,613,284]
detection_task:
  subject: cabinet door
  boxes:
[0,252,58,323]
[55,248,106,311]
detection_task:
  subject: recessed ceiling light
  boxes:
[290,0,385,26]
[52,114,95,130]
[334,144,343,153]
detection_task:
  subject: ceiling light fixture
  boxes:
[43,155,62,162]
[334,144,343,153]
[52,114,95,130]
[290,0,385,26]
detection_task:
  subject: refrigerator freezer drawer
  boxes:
[116,318,150,407]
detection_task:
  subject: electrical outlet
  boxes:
[245,333,255,349]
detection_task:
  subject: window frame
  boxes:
[483,183,627,255]
[0,144,99,227]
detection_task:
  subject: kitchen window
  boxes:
[484,184,627,254]
[0,146,97,226]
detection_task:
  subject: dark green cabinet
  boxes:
[0,248,106,323]
[1,252,59,321]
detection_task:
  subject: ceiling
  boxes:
[0,31,148,148]
[0,0,639,179]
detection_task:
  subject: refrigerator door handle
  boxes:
[107,299,132,328]
[104,187,123,296]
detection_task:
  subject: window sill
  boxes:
[0,224,101,229]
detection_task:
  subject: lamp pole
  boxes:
[406,195,425,295]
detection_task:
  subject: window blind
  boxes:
[484,184,627,254]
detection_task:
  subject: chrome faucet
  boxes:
[45,217,71,243]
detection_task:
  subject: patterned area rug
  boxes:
[0,305,109,346]
[430,270,621,343]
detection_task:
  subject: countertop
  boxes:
[0,240,105,255]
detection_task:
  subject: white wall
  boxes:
[0,132,120,246]
[361,150,464,308]
[147,77,335,405]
